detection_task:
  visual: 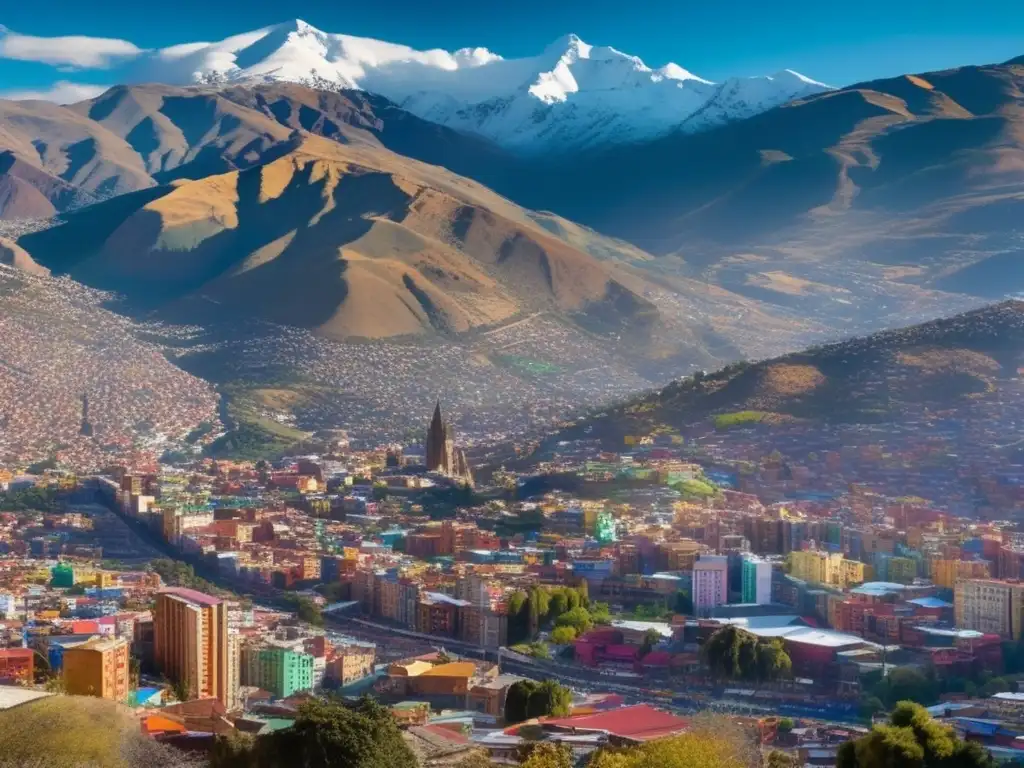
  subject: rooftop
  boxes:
[907,597,954,609]
[541,704,689,742]
[159,587,223,607]
[420,662,477,678]
[611,620,674,638]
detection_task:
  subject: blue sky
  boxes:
[2,0,1022,97]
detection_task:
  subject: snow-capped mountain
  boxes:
[5,19,831,153]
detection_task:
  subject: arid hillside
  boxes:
[17,134,666,342]
[556,300,1024,446]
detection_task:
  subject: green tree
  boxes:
[980,676,1012,697]
[872,667,938,708]
[640,628,662,657]
[755,639,792,684]
[575,582,590,609]
[837,702,994,768]
[551,626,577,645]
[507,591,530,645]
[590,601,611,623]
[548,589,569,620]
[859,696,885,721]
[217,697,417,768]
[554,606,593,635]
[528,680,572,720]
[504,679,534,724]
[776,718,794,733]
[504,680,572,724]
[170,676,193,702]
[702,625,790,684]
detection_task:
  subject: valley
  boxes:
[0,26,1019,462]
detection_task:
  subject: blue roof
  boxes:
[908,597,953,609]
[852,582,907,594]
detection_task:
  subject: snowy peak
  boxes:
[4,19,831,153]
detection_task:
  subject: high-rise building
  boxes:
[154,587,233,706]
[62,637,130,701]
[790,549,865,588]
[955,579,1024,640]
[693,555,728,615]
[931,558,991,588]
[741,556,773,605]
[242,646,315,698]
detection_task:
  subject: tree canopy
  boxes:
[590,714,757,768]
[837,702,994,768]
[212,697,416,768]
[702,625,792,683]
[504,680,573,724]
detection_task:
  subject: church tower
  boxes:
[425,400,454,474]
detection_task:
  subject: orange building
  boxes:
[62,637,130,701]
[0,648,34,684]
[154,587,233,706]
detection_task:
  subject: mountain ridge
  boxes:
[0,19,829,153]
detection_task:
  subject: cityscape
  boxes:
[0,2,1022,768]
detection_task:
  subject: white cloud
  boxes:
[1,81,109,104]
[0,30,142,69]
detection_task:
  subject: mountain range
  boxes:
[0,19,829,153]
[0,22,1020,458]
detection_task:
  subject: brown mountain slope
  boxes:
[0,83,524,220]
[0,99,155,216]
[16,135,664,342]
[551,300,1024,448]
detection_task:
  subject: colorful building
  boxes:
[741,556,773,605]
[62,637,130,701]
[243,646,315,698]
[153,587,234,706]
[955,579,1024,640]
[693,555,728,614]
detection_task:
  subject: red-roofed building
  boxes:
[529,704,689,744]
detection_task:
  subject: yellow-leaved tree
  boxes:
[589,714,759,768]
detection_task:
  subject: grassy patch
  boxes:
[0,695,185,768]
[713,410,773,430]
[206,382,312,460]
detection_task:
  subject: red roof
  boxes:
[159,587,222,607]
[640,651,673,666]
[539,704,688,742]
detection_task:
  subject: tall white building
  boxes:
[693,555,729,615]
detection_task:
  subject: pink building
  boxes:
[693,555,728,614]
